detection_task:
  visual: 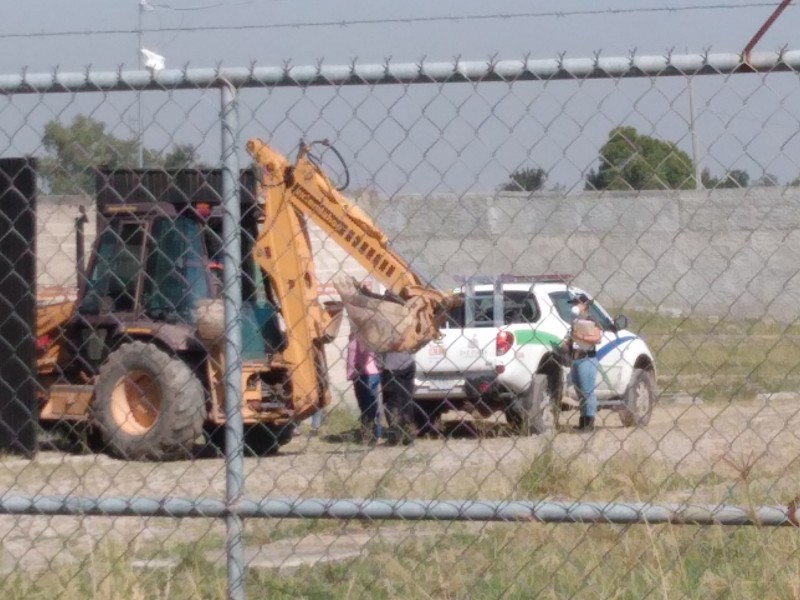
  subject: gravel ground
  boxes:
[1,398,799,575]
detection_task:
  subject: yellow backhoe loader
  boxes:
[33,138,457,460]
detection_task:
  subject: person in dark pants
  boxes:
[379,350,417,445]
[561,293,602,431]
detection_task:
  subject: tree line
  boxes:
[39,115,206,194]
[37,116,794,195]
[500,125,794,193]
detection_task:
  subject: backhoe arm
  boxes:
[246,138,458,353]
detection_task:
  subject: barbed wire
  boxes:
[0,2,791,40]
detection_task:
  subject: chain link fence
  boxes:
[1,50,800,598]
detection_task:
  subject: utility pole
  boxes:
[137,0,144,168]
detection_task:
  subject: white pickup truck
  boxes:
[412,275,657,434]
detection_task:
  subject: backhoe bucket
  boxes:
[333,277,435,353]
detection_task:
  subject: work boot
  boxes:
[357,421,375,445]
[383,425,414,446]
[574,416,596,432]
[573,416,586,431]
[399,420,418,446]
[400,429,416,446]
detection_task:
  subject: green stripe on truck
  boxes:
[514,330,563,347]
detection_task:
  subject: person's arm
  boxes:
[559,330,571,351]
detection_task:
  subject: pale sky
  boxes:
[0,1,798,194]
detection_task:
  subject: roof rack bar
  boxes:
[453,273,573,285]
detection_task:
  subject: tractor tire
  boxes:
[91,341,205,460]
[620,369,656,427]
[505,374,559,435]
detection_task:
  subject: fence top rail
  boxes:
[1,49,799,94]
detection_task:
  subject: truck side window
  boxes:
[587,303,614,332]
[548,291,613,331]
[503,291,540,325]
[468,293,495,328]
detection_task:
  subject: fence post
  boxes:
[220,80,245,600]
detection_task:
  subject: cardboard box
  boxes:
[572,319,599,337]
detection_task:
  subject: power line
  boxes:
[0,2,792,40]
[148,0,256,11]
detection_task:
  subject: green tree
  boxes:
[499,167,547,192]
[163,143,206,169]
[752,173,779,187]
[702,168,750,189]
[40,115,204,194]
[585,126,695,191]
[40,115,139,194]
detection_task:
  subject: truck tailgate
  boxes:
[415,328,497,376]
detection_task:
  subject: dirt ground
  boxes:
[1,398,799,574]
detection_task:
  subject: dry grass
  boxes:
[3,521,799,600]
[3,448,799,599]
[626,309,800,401]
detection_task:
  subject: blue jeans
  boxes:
[311,409,322,430]
[354,374,381,433]
[571,357,598,418]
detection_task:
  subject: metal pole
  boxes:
[74,205,88,294]
[688,74,702,190]
[137,0,144,168]
[743,0,793,61]
[220,80,245,600]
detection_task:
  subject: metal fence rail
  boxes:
[0,495,795,526]
[1,49,800,598]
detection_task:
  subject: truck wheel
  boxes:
[91,342,205,460]
[506,374,558,435]
[620,369,656,427]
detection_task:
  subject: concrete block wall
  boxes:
[36,195,96,293]
[357,187,800,322]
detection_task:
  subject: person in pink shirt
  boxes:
[346,331,382,443]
